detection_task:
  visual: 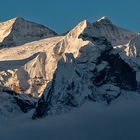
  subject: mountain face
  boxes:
[127,35,140,57]
[0,88,36,118]
[0,17,139,119]
[93,16,136,46]
[33,22,137,118]
[0,17,57,47]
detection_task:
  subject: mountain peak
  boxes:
[13,17,26,22]
[0,17,57,47]
[93,16,136,46]
[78,19,88,26]
[67,20,89,38]
[12,16,24,21]
[97,16,112,24]
[72,19,89,31]
[67,19,101,38]
[3,17,25,24]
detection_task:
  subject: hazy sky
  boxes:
[0,0,139,33]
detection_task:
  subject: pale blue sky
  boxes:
[0,0,139,33]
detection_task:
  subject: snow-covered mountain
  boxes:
[33,19,137,118]
[93,16,137,46]
[0,16,139,119]
[0,17,57,47]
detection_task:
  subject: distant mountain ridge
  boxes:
[0,17,57,47]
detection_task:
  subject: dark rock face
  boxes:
[2,89,37,113]
[32,88,52,119]
[14,95,37,113]
[33,36,137,119]
[101,51,137,90]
